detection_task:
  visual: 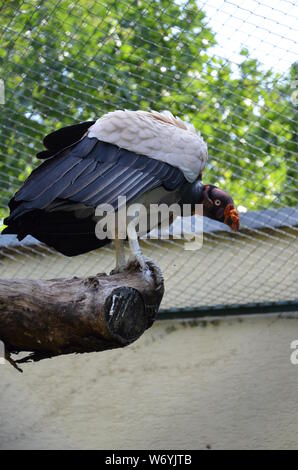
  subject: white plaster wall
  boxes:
[1,315,298,450]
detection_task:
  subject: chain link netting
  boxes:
[0,0,297,310]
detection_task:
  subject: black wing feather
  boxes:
[3,135,186,255]
[37,121,96,159]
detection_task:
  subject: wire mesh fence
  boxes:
[0,0,297,311]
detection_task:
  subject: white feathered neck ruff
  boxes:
[88,110,208,182]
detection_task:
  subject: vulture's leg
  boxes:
[110,237,127,274]
[115,237,126,272]
[127,223,147,273]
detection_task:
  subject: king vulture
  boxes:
[2,110,239,272]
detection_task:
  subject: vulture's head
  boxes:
[202,184,240,232]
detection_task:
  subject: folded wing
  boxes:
[3,134,186,255]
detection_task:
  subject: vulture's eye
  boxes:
[214,199,221,206]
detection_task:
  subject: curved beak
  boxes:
[224,204,240,232]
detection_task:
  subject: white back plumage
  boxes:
[88,110,208,182]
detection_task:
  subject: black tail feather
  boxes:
[2,209,110,256]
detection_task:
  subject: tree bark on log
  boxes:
[0,260,164,371]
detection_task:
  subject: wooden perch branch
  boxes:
[0,260,164,370]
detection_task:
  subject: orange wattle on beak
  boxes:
[224,204,240,232]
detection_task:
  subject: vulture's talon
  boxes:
[125,256,151,282]
[110,266,127,275]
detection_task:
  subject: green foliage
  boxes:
[0,0,297,221]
